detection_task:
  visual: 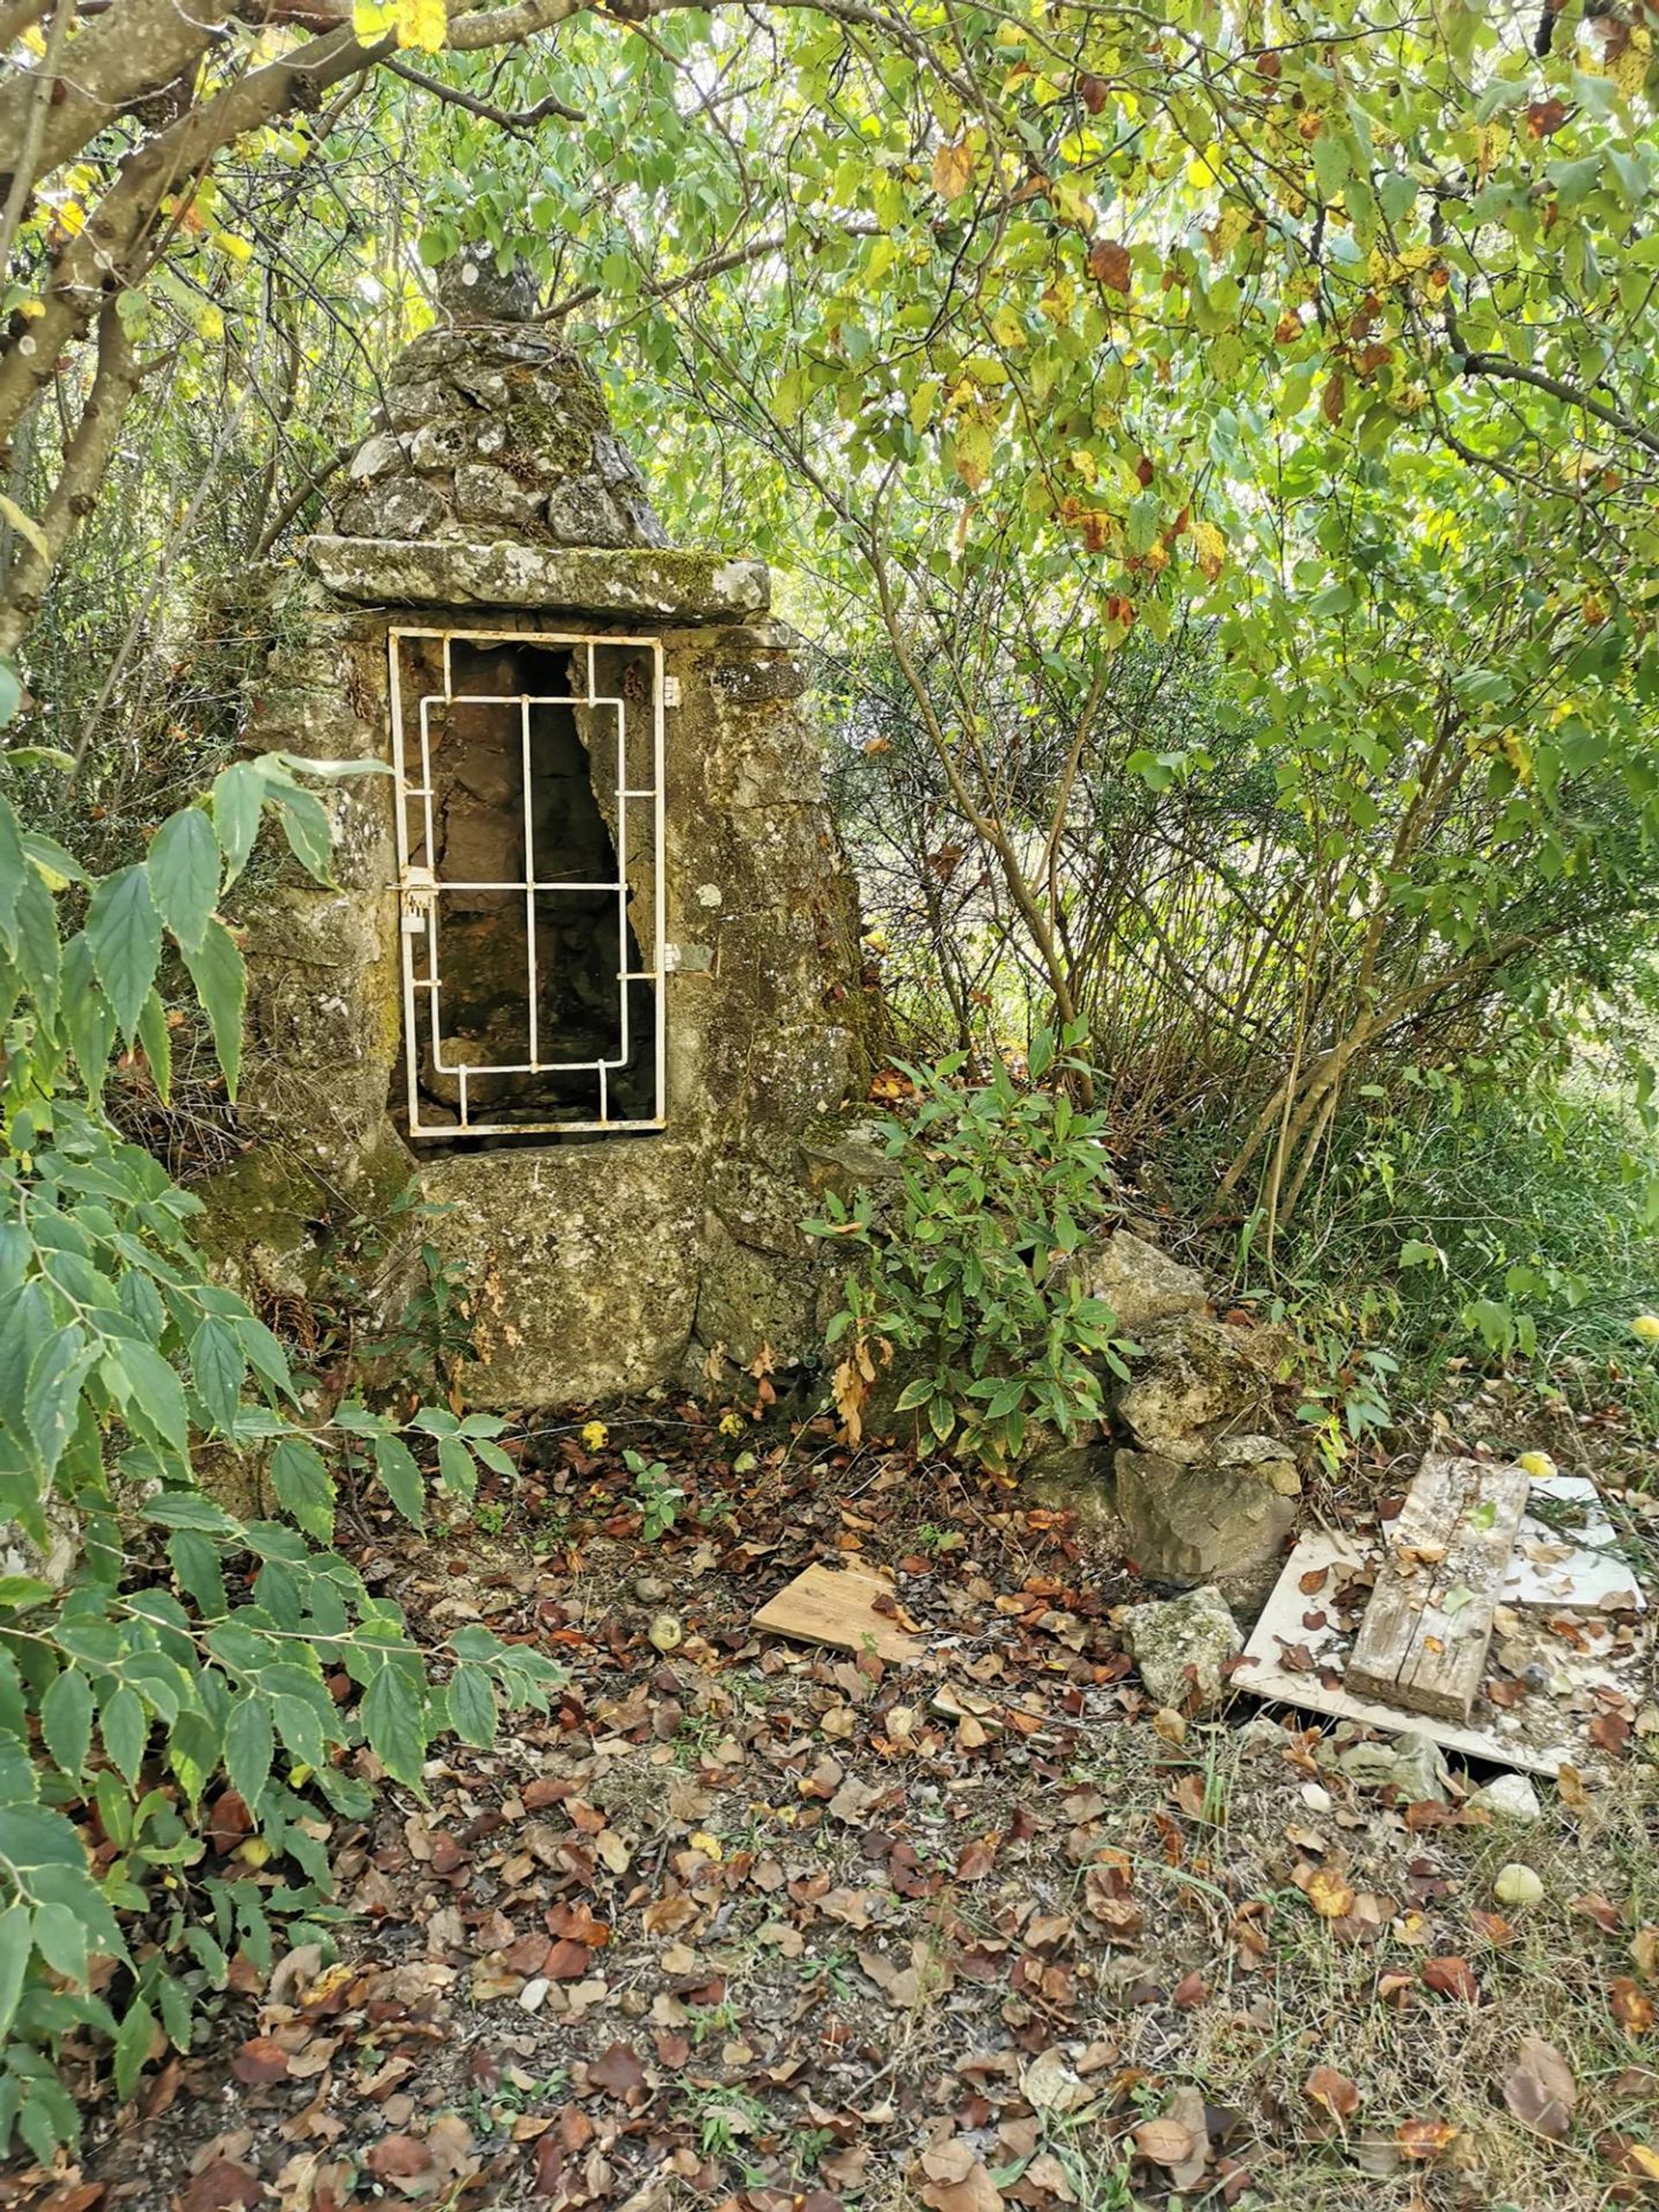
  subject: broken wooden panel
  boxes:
[1344,1452,1532,1722]
[753,1562,919,1663]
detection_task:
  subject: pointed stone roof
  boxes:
[335,321,667,553]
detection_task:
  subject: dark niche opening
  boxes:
[393,632,659,1147]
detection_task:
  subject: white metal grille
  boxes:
[388,626,666,1139]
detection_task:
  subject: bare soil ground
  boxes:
[9,1382,1656,2212]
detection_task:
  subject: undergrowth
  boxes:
[1181,1067,1659,1447]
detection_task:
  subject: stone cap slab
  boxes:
[304,536,769,623]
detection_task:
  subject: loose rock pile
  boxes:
[1033,1224,1306,1597]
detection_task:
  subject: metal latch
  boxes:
[662,674,682,709]
[400,863,435,935]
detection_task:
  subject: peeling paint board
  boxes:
[1345,1453,1532,1722]
[1504,1474,1646,1614]
[1236,1531,1643,1779]
[753,1563,919,1663]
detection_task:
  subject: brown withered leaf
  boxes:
[1611,1978,1656,2036]
[957,1834,999,1880]
[363,2134,435,2181]
[1471,1910,1517,1948]
[1503,2037,1577,2139]
[588,2042,648,2098]
[1086,238,1132,294]
[1304,2066,1360,2120]
[917,2142,1004,2212]
[1397,2118,1457,2160]
[1131,2115,1198,2170]
[179,2164,261,2212]
[1589,1711,1632,1756]
[1573,1892,1624,1935]
[1421,1956,1479,2002]
[231,2037,290,2087]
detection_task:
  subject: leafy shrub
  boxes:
[0,759,563,2159]
[806,1033,1132,1465]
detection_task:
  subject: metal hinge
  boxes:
[662,674,682,709]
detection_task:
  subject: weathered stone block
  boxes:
[1116,1315,1278,1461]
[1065,1227,1209,1337]
[1115,1438,1299,1587]
[1122,1586,1242,1712]
[304,538,771,622]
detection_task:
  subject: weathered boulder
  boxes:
[1122,1585,1242,1712]
[1065,1227,1208,1338]
[1328,1728,1450,1803]
[1115,1433,1300,1587]
[1468,1772,1543,1822]
[1116,1315,1280,1461]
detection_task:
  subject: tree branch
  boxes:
[1459,349,1659,462]
[383,51,583,123]
[0,298,142,654]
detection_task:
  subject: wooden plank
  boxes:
[753,1562,919,1664]
[1345,1452,1531,1721]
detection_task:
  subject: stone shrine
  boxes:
[205,282,866,1403]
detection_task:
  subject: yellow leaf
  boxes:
[580,1420,608,1451]
[213,231,254,264]
[954,418,993,491]
[353,0,397,32]
[1516,1451,1555,1480]
[1632,1313,1659,1344]
[1192,518,1226,582]
[931,139,976,203]
[1615,22,1650,96]
[1305,1866,1355,1919]
[396,0,446,48]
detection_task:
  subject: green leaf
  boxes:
[266,782,334,881]
[189,1316,245,1435]
[360,1663,425,1787]
[31,1898,88,1986]
[24,1325,92,1478]
[435,1434,476,1502]
[100,1685,148,1787]
[112,1994,156,2101]
[147,806,219,954]
[85,863,162,1043]
[111,1339,190,1455]
[270,1437,334,1542]
[372,1433,426,1530]
[40,1668,94,1783]
[225,1695,274,1814]
[0,1903,30,2038]
[212,761,265,883]
[446,1662,496,1750]
[60,931,118,1100]
[181,916,245,1100]
[135,987,172,1104]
